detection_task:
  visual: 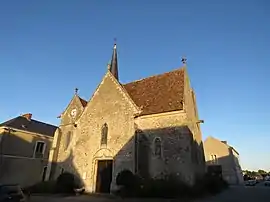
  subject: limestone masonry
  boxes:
[47,43,206,193]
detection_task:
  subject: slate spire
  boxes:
[110,42,119,80]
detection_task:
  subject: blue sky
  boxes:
[0,0,269,171]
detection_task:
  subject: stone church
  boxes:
[47,43,206,193]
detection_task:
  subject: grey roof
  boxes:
[0,116,57,137]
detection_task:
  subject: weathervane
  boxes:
[75,88,78,95]
[181,57,187,65]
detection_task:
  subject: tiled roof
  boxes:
[123,68,185,115]
[75,68,186,116]
[0,116,58,137]
[57,95,87,118]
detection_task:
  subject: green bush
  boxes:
[116,169,135,187]
[139,175,191,198]
[23,172,84,195]
[192,174,229,197]
[55,172,77,194]
[115,172,228,199]
[115,173,191,198]
[205,175,228,194]
[116,170,141,197]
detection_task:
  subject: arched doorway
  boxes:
[95,160,113,193]
[92,148,114,193]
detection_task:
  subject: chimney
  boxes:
[22,113,32,120]
[221,141,227,144]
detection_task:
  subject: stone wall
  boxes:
[204,137,243,185]
[183,68,206,175]
[1,130,52,159]
[51,94,87,179]
[0,156,47,187]
[0,129,52,186]
[135,111,197,185]
[55,71,139,192]
[52,68,206,191]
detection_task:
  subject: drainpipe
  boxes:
[134,132,138,174]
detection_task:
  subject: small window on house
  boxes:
[65,131,72,150]
[154,137,162,158]
[60,168,65,174]
[42,166,47,181]
[101,123,108,146]
[214,155,218,164]
[210,154,218,164]
[34,141,46,158]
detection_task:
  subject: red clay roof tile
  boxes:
[123,68,185,115]
[75,68,185,116]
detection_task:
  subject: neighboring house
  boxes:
[0,113,57,187]
[47,43,206,193]
[204,136,244,185]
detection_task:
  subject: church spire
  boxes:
[110,41,119,80]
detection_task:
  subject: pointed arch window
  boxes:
[154,137,162,158]
[65,131,72,151]
[101,123,108,146]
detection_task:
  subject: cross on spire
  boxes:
[75,88,78,95]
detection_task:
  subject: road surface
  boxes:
[196,182,270,202]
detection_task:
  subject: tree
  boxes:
[258,170,267,175]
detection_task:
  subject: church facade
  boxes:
[47,44,206,193]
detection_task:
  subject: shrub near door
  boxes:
[115,171,229,199]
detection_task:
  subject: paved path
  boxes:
[30,184,270,202]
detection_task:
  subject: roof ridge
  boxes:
[123,66,185,85]
[0,116,57,137]
[9,116,58,128]
[0,117,17,126]
[28,118,58,128]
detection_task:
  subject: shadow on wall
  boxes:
[206,153,244,185]
[49,125,206,193]
[132,125,206,182]
[49,150,85,189]
[0,132,51,187]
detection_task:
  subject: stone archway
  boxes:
[91,148,114,193]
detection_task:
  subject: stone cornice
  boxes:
[134,110,185,120]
